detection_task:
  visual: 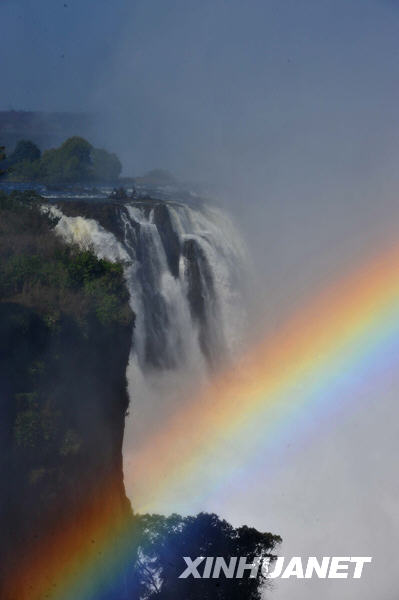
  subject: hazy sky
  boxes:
[3,0,399,181]
[4,2,399,599]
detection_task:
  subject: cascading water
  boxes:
[49,196,249,503]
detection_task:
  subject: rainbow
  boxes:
[131,240,399,512]
[7,240,399,599]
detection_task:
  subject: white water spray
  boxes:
[51,198,249,503]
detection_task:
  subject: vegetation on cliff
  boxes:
[0,190,131,327]
[5,136,122,183]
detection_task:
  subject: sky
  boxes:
[3,0,399,182]
[3,1,399,599]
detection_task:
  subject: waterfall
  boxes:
[50,197,249,502]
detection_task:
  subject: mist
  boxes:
[3,1,399,599]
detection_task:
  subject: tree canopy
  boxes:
[6,136,122,184]
[91,147,122,182]
[0,146,7,177]
[9,139,41,164]
[130,512,281,600]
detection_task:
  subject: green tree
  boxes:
[6,136,123,184]
[91,147,122,182]
[131,512,281,600]
[9,140,41,164]
[9,159,42,182]
[44,136,93,183]
[0,146,7,177]
[60,136,92,166]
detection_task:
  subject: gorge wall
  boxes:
[0,192,134,599]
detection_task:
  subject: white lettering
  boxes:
[351,557,372,578]
[328,557,350,579]
[281,557,304,579]
[178,556,205,579]
[265,556,285,579]
[236,556,262,578]
[212,557,238,578]
[304,557,330,579]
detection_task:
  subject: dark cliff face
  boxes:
[0,304,133,506]
[0,192,134,598]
